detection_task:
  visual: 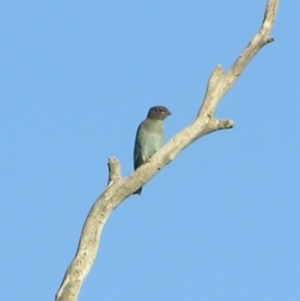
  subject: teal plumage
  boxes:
[133,106,171,195]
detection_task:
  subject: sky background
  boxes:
[1,1,299,300]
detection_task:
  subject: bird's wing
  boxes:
[134,124,145,169]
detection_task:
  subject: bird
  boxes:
[133,105,171,195]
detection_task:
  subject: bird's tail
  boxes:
[133,187,143,195]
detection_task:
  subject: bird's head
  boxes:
[147,106,171,120]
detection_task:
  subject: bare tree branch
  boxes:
[55,1,280,300]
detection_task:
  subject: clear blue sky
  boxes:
[1,1,299,300]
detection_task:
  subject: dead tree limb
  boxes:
[55,1,280,300]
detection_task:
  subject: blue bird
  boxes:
[133,105,171,195]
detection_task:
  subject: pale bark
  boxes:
[55,1,280,300]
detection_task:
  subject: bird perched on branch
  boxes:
[133,105,171,195]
